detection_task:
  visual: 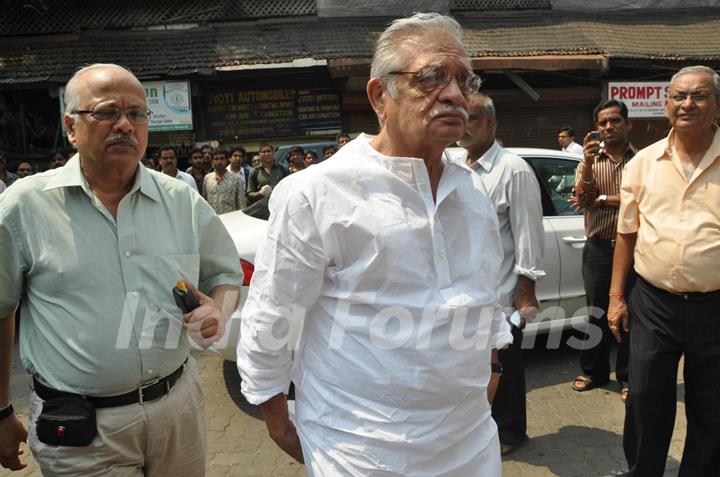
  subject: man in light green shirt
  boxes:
[0,64,242,475]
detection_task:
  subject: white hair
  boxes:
[370,12,466,99]
[63,63,142,116]
[671,65,720,99]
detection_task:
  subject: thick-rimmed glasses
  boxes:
[71,107,153,124]
[388,66,482,96]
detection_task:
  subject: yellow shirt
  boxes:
[618,127,720,293]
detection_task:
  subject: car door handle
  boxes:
[562,236,587,244]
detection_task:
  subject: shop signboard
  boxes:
[608,81,670,118]
[59,80,193,132]
[205,86,342,140]
[144,81,193,131]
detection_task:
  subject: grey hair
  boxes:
[370,12,466,99]
[469,93,498,134]
[469,93,495,118]
[64,63,142,117]
[671,65,720,99]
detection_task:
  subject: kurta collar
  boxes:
[354,133,471,187]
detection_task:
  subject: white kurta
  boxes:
[238,134,512,476]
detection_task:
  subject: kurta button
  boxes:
[124,251,131,257]
[438,251,446,259]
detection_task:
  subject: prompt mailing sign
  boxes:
[608,82,670,118]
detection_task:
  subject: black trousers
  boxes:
[492,324,526,445]
[624,276,720,477]
[579,239,630,385]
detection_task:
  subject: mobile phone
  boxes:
[173,280,200,313]
[588,131,601,142]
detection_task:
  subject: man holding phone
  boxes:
[570,99,636,399]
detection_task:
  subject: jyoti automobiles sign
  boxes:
[608,81,670,118]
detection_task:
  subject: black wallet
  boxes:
[36,396,97,447]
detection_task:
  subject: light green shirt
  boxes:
[0,156,243,395]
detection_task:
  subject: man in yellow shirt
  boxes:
[609,65,720,477]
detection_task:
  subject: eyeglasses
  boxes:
[668,92,715,104]
[71,107,153,124]
[388,66,482,96]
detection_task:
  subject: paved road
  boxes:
[4,335,686,477]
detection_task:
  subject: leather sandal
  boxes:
[571,375,598,392]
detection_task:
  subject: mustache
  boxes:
[428,103,469,121]
[105,134,139,147]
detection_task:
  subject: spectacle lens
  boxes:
[74,107,152,124]
[390,67,482,96]
[670,93,712,104]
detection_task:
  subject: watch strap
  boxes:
[0,403,13,421]
[491,362,503,374]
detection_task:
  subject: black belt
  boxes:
[638,275,720,302]
[587,237,616,247]
[33,363,185,408]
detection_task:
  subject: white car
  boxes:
[215,148,587,361]
[211,211,267,361]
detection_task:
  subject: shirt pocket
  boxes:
[140,253,200,309]
[703,180,720,210]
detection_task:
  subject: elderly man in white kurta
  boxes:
[237,13,511,477]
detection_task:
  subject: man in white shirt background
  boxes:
[227,146,249,189]
[558,126,584,155]
[460,93,545,456]
[158,146,198,192]
[238,12,511,477]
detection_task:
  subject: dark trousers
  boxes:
[624,276,720,477]
[492,324,526,445]
[579,239,630,385]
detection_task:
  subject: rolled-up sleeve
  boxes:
[509,170,546,281]
[237,180,328,405]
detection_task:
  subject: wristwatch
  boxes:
[598,194,608,205]
[491,362,503,375]
[0,403,13,422]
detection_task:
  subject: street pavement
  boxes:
[4,335,686,477]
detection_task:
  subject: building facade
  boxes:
[1,0,719,169]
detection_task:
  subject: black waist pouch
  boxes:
[36,396,97,446]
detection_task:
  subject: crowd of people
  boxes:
[0,134,350,221]
[1,10,719,477]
